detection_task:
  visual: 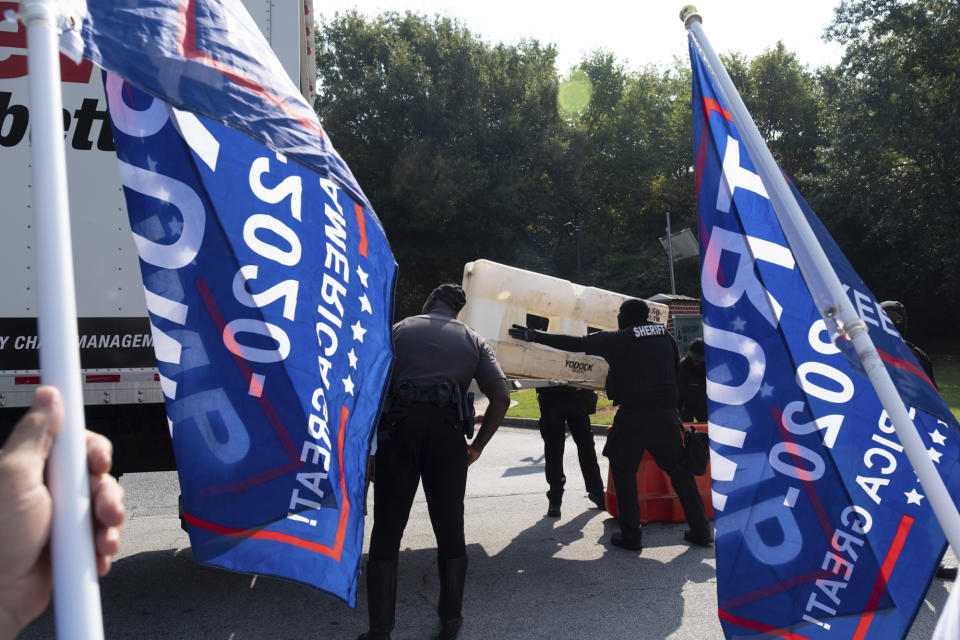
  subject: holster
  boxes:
[579,389,599,415]
[453,385,476,439]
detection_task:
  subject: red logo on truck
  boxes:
[0,2,94,83]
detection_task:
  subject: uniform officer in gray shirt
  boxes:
[358,283,510,640]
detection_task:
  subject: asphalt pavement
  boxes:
[18,426,956,639]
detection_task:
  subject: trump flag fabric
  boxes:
[691,42,960,638]
[80,1,395,604]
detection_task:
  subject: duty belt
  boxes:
[390,380,457,408]
[386,380,475,439]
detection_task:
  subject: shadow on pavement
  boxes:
[363,510,717,639]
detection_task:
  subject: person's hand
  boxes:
[466,442,482,466]
[0,387,126,638]
[508,324,536,342]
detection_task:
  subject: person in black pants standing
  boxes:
[536,384,606,518]
[359,284,511,640]
[510,298,711,552]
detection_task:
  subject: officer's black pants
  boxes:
[604,405,710,542]
[538,395,604,503]
[369,404,468,563]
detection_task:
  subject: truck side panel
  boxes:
[0,1,316,475]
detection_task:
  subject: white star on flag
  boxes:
[905,488,925,505]
[351,320,367,343]
[927,446,943,463]
[759,383,774,397]
[359,293,373,314]
[730,317,746,332]
[356,265,369,288]
[343,375,355,396]
[930,429,947,446]
[348,348,358,369]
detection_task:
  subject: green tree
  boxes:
[556,54,698,297]
[817,0,960,339]
[314,12,827,313]
[722,43,824,180]
[315,11,567,316]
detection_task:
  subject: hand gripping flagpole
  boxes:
[22,0,105,638]
[680,5,960,554]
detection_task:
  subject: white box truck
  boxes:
[0,1,317,475]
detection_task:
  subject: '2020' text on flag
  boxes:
[81,0,396,605]
[691,41,960,639]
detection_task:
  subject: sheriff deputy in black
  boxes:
[509,298,712,552]
[358,283,510,640]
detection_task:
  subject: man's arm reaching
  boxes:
[508,324,587,353]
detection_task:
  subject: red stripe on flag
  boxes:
[331,405,351,559]
[704,96,734,122]
[719,570,833,610]
[718,408,837,611]
[875,347,937,389]
[696,97,734,198]
[196,460,303,499]
[695,128,709,198]
[183,511,341,556]
[195,278,300,462]
[177,0,324,139]
[182,405,352,561]
[718,608,812,639]
[772,407,835,540]
[852,515,914,640]
[354,203,368,258]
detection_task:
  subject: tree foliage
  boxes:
[315,3,960,342]
[315,11,566,316]
[816,0,960,338]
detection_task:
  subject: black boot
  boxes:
[435,556,468,640]
[546,489,562,517]
[357,559,397,640]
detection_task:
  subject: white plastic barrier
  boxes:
[458,259,668,390]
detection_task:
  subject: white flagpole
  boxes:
[680,5,960,554]
[22,0,105,638]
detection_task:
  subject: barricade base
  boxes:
[603,423,713,524]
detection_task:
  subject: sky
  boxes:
[317,0,848,73]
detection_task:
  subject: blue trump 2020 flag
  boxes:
[691,42,960,638]
[80,0,395,605]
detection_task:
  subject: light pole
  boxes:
[564,215,582,282]
[665,211,676,294]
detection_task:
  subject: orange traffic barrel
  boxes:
[604,422,713,523]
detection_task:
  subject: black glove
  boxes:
[509,324,537,342]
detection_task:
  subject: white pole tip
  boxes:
[680,5,702,27]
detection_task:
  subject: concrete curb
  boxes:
[501,416,609,437]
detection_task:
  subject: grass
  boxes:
[505,388,617,425]
[505,357,960,425]
[933,357,960,421]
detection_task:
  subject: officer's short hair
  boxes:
[618,299,649,327]
[688,337,705,357]
[429,283,467,313]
